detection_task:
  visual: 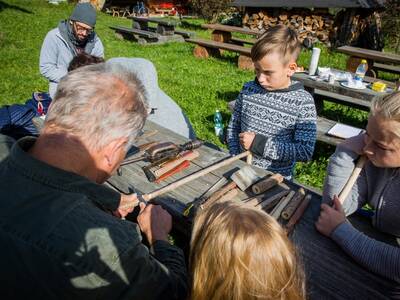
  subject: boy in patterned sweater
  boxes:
[227,25,317,179]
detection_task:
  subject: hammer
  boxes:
[200,165,261,210]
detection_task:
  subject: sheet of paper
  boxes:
[327,123,363,139]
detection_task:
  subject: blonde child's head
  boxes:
[364,91,400,168]
[189,200,305,300]
[251,25,301,91]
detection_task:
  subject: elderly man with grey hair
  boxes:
[0,63,188,299]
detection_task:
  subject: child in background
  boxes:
[227,25,316,179]
[189,201,305,300]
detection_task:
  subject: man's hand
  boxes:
[239,131,255,150]
[137,203,172,245]
[315,195,346,237]
[113,193,139,218]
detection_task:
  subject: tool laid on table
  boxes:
[119,151,253,211]
[285,194,312,235]
[121,139,204,166]
[143,150,199,182]
[183,165,261,216]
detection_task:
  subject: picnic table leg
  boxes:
[238,55,254,70]
[132,20,148,31]
[156,24,175,36]
[193,45,220,59]
[211,30,232,43]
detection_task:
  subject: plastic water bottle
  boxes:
[354,59,368,82]
[214,110,223,138]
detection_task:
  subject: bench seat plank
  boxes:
[201,23,260,36]
[110,26,158,38]
[186,38,251,56]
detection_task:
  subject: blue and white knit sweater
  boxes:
[227,79,317,178]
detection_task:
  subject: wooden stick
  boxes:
[269,190,295,219]
[214,187,239,203]
[154,160,190,183]
[143,151,251,201]
[260,190,290,211]
[281,188,306,220]
[201,181,237,209]
[338,155,367,204]
[251,173,284,194]
[285,194,312,235]
[246,153,253,164]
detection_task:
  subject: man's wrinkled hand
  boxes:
[239,131,255,150]
[137,203,172,245]
[315,195,346,237]
[113,193,139,218]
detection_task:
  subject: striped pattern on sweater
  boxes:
[227,80,317,177]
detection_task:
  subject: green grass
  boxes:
[0,0,380,189]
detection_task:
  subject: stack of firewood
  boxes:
[242,9,335,46]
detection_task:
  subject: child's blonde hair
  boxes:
[371,91,400,137]
[251,25,301,65]
[189,201,305,300]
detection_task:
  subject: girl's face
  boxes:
[364,114,400,168]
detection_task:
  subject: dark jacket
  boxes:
[0,137,188,299]
[0,92,52,140]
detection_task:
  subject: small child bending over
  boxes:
[189,201,305,300]
[227,25,317,179]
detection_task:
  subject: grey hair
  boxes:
[46,62,148,150]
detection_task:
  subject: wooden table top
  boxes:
[106,120,397,299]
[292,71,390,103]
[201,23,260,36]
[337,46,400,65]
[128,16,178,27]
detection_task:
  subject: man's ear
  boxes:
[103,137,128,168]
[287,62,297,77]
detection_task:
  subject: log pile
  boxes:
[242,9,335,46]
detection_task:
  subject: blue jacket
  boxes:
[0,92,52,140]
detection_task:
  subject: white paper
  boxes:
[327,123,363,139]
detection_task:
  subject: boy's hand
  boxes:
[239,132,255,150]
[315,195,346,237]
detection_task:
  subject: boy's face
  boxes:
[254,51,297,91]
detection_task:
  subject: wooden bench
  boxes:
[337,46,400,78]
[110,26,159,44]
[130,16,178,36]
[186,38,253,70]
[228,100,345,146]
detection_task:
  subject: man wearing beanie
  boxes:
[39,2,104,97]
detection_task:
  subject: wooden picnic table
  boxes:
[201,23,259,44]
[107,120,398,299]
[111,16,194,44]
[337,46,400,78]
[129,16,179,36]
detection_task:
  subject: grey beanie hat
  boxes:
[70,3,96,27]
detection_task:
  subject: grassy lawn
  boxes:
[0,0,378,189]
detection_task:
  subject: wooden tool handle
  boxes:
[217,188,239,203]
[246,153,253,164]
[155,160,190,183]
[338,155,367,204]
[285,194,312,235]
[154,150,199,177]
[202,182,237,209]
[252,173,284,194]
[143,151,251,201]
[270,190,295,219]
[260,189,290,211]
[281,188,306,220]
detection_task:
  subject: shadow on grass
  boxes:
[180,20,203,31]
[216,90,239,103]
[0,1,33,13]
